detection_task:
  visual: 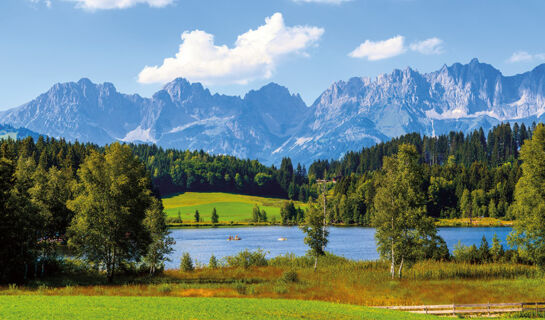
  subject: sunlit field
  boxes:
[0,296,444,320]
[162,192,306,224]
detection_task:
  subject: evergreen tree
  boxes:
[460,189,473,223]
[211,208,219,224]
[252,205,261,222]
[194,210,200,223]
[490,233,504,262]
[180,252,194,272]
[209,254,218,269]
[488,199,497,218]
[478,236,491,263]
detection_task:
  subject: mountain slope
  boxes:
[1,59,545,165]
[0,123,42,141]
[274,59,545,164]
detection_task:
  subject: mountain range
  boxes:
[1,58,545,165]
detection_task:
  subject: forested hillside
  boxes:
[315,123,534,225]
[0,121,537,229]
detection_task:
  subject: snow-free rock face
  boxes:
[2,59,545,165]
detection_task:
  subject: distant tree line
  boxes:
[130,145,315,200]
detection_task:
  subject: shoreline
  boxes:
[167,218,514,229]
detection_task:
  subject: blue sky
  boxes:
[1,0,544,110]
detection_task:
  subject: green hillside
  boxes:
[162,192,305,223]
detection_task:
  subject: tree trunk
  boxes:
[398,256,404,279]
[314,255,318,272]
[390,239,395,280]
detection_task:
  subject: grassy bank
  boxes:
[162,192,306,224]
[3,257,543,307]
[436,217,513,227]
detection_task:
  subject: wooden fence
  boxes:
[376,302,545,316]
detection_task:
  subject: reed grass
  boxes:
[1,255,543,307]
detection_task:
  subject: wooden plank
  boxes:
[375,301,545,316]
[383,305,452,310]
[410,308,522,315]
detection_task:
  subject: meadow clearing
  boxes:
[162,192,306,224]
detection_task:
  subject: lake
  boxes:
[165,226,513,269]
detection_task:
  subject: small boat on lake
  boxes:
[278,237,287,241]
[228,235,241,241]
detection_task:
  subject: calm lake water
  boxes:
[165,226,513,269]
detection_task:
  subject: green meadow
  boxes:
[162,192,305,223]
[0,296,436,320]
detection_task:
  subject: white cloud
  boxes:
[29,0,52,8]
[410,37,444,55]
[292,0,351,4]
[348,35,406,61]
[138,12,324,85]
[349,35,445,61]
[508,51,545,63]
[71,0,173,10]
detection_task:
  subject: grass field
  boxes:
[436,217,513,227]
[0,296,436,320]
[162,192,305,224]
[2,257,545,319]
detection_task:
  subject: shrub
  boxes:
[225,249,267,269]
[234,281,247,295]
[453,242,479,263]
[166,216,182,224]
[209,255,219,269]
[281,270,299,283]
[157,283,173,294]
[273,282,288,294]
[180,253,194,272]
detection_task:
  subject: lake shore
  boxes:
[167,217,514,229]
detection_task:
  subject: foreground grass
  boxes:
[162,192,305,223]
[3,259,543,307]
[0,296,436,320]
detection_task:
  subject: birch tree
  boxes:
[372,144,440,279]
[68,143,160,282]
[510,124,545,268]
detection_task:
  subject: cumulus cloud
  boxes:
[292,0,351,4]
[349,35,444,61]
[410,37,444,55]
[508,51,545,63]
[138,13,324,85]
[348,35,406,61]
[71,0,173,10]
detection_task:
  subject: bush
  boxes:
[157,283,173,294]
[166,216,182,224]
[225,249,267,269]
[180,253,194,272]
[234,281,247,295]
[453,242,479,263]
[209,255,219,269]
[281,270,299,283]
